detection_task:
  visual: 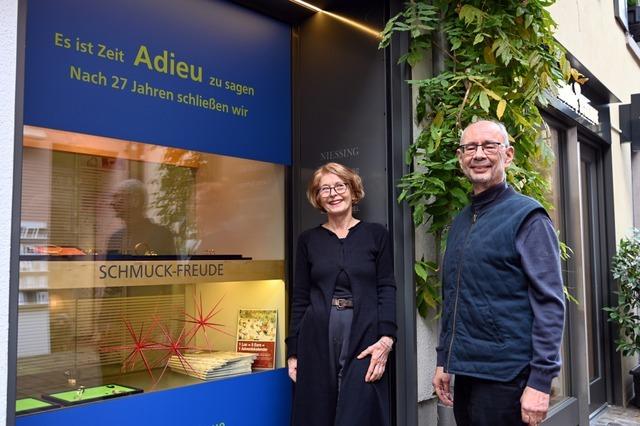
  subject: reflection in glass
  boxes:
[542,123,569,405]
[581,159,601,383]
[107,179,176,255]
[17,126,286,408]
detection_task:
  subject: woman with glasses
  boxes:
[286,162,397,426]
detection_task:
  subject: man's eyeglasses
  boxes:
[318,182,349,197]
[458,141,506,156]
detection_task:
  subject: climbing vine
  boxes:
[380,1,577,316]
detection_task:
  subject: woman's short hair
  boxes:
[306,162,365,211]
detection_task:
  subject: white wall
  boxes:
[609,107,636,244]
[411,53,439,424]
[415,227,439,426]
[0,0,19,423]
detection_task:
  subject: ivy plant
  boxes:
[605,229,640,356]
[380,1,574,317]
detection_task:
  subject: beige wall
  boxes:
[609,107,636,243]
[550,0,640,104]
[551,0,637,247]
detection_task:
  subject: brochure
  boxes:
[235,309,277,370]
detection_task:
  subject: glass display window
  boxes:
[542,122,570,407]
[16,125,286,410]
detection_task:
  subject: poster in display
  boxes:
[236,309,277,370]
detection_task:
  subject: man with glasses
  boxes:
[432,120,565,426]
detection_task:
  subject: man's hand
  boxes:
[287,357,297,382]
[432,366,453,406]
[520,386,550,425]
[357,336,393,382]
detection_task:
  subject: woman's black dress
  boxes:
[286,221,397,426]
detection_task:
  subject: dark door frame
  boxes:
[385,1,417,424]
[579,140,609,413]
[541,104,621,425]
[577,127,622,410]
[539,113,580,426]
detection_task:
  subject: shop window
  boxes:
[16,125,286,410]
[541,122,571,407]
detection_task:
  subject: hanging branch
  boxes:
[380,0,572,317]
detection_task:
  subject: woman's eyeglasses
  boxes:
[318,182,348,197]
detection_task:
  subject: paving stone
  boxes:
[590,405,640,426]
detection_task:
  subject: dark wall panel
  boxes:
[290,2,417,424]
[295,0,388,233]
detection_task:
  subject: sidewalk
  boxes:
[590,405,640,426]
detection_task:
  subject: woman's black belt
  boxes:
[331,298,353,310]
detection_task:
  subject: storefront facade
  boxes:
[3,0,417,425]
[5,1,639,426]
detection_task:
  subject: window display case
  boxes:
[17,125,287,411]
[18,0,292,422]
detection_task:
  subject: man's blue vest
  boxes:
[440,187,545,381]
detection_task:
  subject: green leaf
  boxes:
[485,89,502,101]
[497,99,507,119]
[417,298,428,317]
[432,110,444,127]
[459,5,483,25]
[479,91,490,112]
[450,187,468,205]
[483,46,496,64]
[425,176,446,192]
[524,14,534,28]
[415,262,428,282]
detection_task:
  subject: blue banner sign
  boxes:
[24,0,291,164]
[17,369,291,426]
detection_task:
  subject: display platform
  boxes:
[42,384,143,406]
[16,369,291,426]
[16,398,59,416]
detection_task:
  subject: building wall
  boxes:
[416,227,438,426]
[608,107,636,243]
[551,0,640,406]
[549,0,640,104]
[550,0,638,239]
[0,0,19,424]
[410,50,440,424]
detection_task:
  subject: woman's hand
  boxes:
[357,336,394,382]
[287,356,298,382]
